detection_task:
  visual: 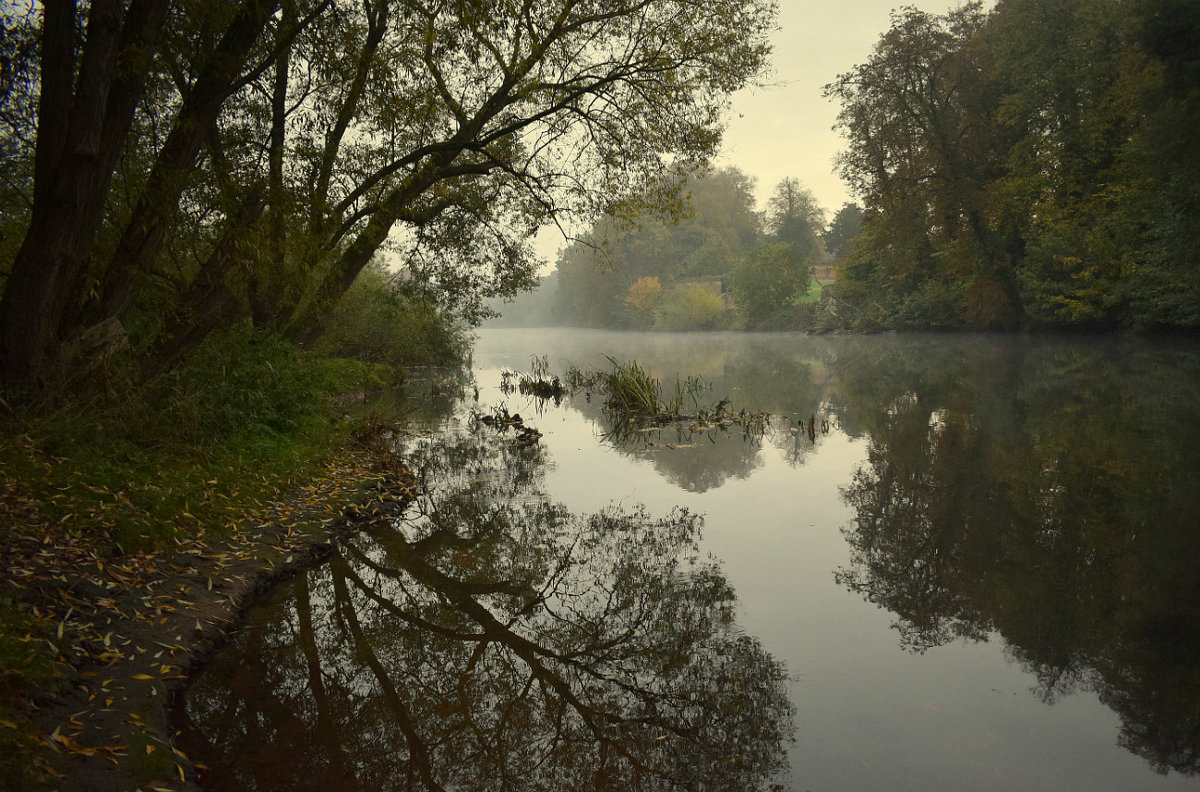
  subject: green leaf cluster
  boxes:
[731,242,813,329]
[550,167,832,330]
[828,0,1200,330]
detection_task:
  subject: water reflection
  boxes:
[477,330,1200,782]
[556,341,841,492]
[832,336,1200,776]
[569,393,770,493]
[182,424,793,791]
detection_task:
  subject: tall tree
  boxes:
[826,0,1200,330]
[1121,0,1200,326]
[765,176,825,261]
[0,0,776,392]
[0,6,40,267]
[243,0,777,344]
[823,202,863,260]
[985,0,1149,327]
[826,2,1018,328]
[0,0,171,388]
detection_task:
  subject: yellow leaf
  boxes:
[130,674,154,680]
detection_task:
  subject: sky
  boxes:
[717,0,982,218]
[535,0,981,264]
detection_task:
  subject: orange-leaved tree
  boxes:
[625,277,664,326]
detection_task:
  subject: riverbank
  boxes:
[0,326,456,791]
[0,412,420,792]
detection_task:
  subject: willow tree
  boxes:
[0,0,776,391]
[0,0,319,387]
[262,0,777,344]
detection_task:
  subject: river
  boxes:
[182,328,1200,791]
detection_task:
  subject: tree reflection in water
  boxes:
[833,337,1200,776]
[182,426,793,791]
[568,381,835,494]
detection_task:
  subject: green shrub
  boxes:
[753,301,819,331]
[731,242,812,328]
[893,279,962,329]
[653,283,727,331]
[317,262,469,368]
[145,325,357,443]
[5,324,391,551]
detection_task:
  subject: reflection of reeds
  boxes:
[515,355,567,401]
[532,356,774,439]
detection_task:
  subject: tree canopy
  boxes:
[550,167,829,330]
[765,176,825,262]
[730,241,811,328]
[826,0,1200,330]
[552,165,760,327]
[0,0,776,394]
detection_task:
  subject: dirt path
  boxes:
[3,451,416,792]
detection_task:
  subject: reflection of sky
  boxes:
[471,328,1199,792]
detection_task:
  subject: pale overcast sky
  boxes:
[536,0,982,263]
[718,0,987,217]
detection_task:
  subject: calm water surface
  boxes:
[184,329,1200,791]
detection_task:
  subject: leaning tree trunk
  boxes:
[0,0,169,391]
[87,0,281,332]
[142,189,266,377]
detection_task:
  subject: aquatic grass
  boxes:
[599,356,663,415]
[665,373,708,415]
[529,357,749,433]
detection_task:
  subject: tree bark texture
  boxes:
[142,188,266,377]
[0,0,169,389]
[92,0,280,329]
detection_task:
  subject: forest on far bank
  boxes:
[489,166,864,332]
[496,0,1200,333]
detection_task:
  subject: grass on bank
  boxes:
[1,327,393,552]
[799,279,828,303]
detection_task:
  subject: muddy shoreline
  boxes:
[10,454,416,792]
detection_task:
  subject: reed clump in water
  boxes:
[600,357,665,414]
[566,357,731,422]
[502,355,568,401]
